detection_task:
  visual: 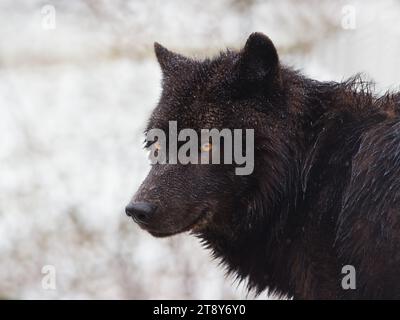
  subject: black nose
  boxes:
[125,202,157,224]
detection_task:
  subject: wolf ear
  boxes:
[154,42,191,75]
[238,33,280,82]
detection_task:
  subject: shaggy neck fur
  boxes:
[196,68,396,299]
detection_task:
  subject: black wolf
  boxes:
[126,32,400,299]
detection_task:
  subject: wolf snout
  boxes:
[125,202,157,225]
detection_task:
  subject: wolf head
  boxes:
[126,33,300,239]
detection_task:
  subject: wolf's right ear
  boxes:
[154,42,191,75]
[237,33,280,83]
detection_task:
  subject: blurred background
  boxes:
[1,0,400,299]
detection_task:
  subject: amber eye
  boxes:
[154,141,161,150]
[200,142,212,152]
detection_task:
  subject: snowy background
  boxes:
[1,0,400,299]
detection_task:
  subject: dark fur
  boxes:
[128,33,400,299]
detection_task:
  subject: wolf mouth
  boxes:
[147,209,210,238]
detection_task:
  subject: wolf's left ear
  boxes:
[238,33,280,83]
[154,42,191,75]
